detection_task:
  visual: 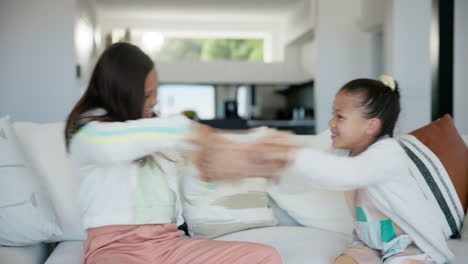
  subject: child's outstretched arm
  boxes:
[192,130,299,181]
[69,116,197,165]
[278,139,408,191]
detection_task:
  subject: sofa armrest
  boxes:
[0,243,49,264]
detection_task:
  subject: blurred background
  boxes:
[1,0,467,135]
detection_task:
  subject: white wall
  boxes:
[358,0,384,32]
[75,0,100,98]
[300,40,315,78]
[0,0,76,123]
[313,0,435,134]
[284,0,315,46]
[156,44,309,84]
[454,0,468,134]
[383,0,432,134]
[313,0,374,133]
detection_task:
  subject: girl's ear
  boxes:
[366,118,381,136]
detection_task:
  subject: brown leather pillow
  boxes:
[410,114,468,212]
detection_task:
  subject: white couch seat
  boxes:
[44,226,350,264]
[0,243,49,264]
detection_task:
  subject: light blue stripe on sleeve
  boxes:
[81,124,191,137]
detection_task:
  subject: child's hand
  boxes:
[192,130,300,182]
[188,122,216,170]
[188,122,215,144]
[191,133,250,181]
[248,131,301,165]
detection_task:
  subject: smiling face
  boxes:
[328,91,381,155]
[142,69,158,118]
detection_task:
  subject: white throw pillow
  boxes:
[268,186,353,235]
[268,129,354,235]
[0,116,62,245]
[13,122,87,241]
[181,129,277,238]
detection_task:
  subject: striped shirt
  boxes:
[69,114,193,229]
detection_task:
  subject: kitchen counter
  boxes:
[199,119,315,134]
[247,119,315,128]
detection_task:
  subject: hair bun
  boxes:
[379,74,397,91]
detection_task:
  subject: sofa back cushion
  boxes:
[410,114,468,212]
[0,116,62,245]
[14,122,86,241]
[182,167,277,238]
[267,130,354,235]
[181,130,278,238]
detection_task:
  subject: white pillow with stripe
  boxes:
[398,134,464,239]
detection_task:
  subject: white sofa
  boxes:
[1,121,468,264]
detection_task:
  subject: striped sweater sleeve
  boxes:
[69,116,193,165]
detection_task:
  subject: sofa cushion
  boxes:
[268,186,353,235]
[410,115,468,212]
[269,197,301,226]
[268,130,354,235]
[0,116,62,245]
[447,239,468,264]
[217,226,350,263]
[461,212,468,241]
[182,172,277,238]
[45,226,351,264]
[0,243,49,264]
[38,229,468,264]
[44,241,84,264]
[14,122,86,241]
[181,129,278,238]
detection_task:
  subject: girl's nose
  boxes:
[150,97,157,107]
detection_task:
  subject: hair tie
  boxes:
[379,75,397,91]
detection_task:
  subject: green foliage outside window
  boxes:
[154,39,263,62]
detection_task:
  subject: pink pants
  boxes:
[83,223,282,264]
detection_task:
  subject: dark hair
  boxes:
[64,42,154,149]
[340,78,401,138]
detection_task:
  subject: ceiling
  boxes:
[95,0,305,20]
[93,0,314,58]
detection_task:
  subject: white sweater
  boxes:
[69,115,192,230]
[279,138,453,263]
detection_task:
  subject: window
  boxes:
[109,29,264,62]
[155,84,215,119]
